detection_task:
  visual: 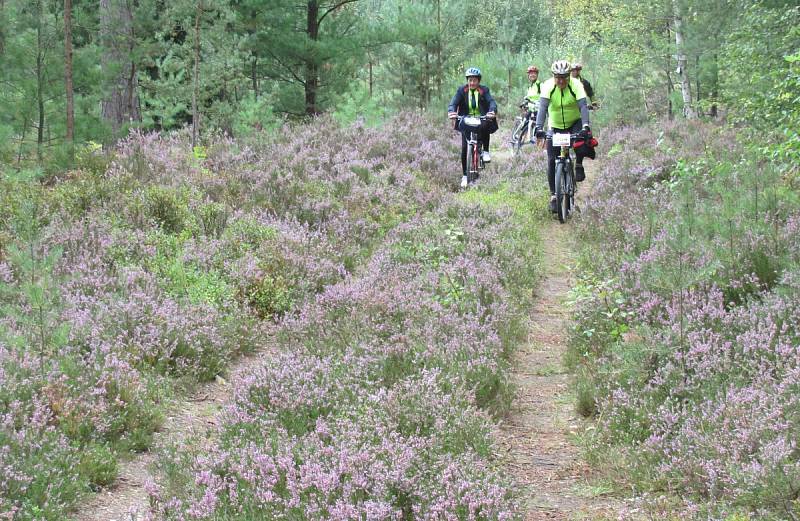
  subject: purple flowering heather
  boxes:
[571,119,800,518]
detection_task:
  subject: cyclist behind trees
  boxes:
[534,60,591,212]
[448,67,498,188]
[571,62,595,107]
[521,65,541,143]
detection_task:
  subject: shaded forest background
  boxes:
[0,0,797,173]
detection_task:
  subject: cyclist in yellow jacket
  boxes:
[534,60,591,212]
[524,65,541,142]
[525,66,541,114]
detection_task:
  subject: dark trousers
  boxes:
[546,120,585,194]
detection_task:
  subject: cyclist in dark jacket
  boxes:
[448,67,498,188]
[571,63,595,105]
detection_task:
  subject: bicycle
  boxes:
[549,132,581,223]
[509,100,536,157]
[457,115,490,187]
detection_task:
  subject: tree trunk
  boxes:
[251,56,259,100]
[100,0,141,141]
[423,48,430,108]
[710,52,718,118]
[665,26,674,120]
[305,0,319,116]
[64,0,75,149]
[695,54,701,108]
[672,0,695,118]
[192,1,202,149]
[0,0,6,55]
[435,0,441,97]
[507,68,512,107]
[36,0,45,163]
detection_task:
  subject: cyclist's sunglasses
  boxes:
[554,74,569,79]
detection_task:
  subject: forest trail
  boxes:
[71,341,278,521]
[494,158,623,520]
[72,151,620,521]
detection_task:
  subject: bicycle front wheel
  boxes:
[555,162,567,223]
[511,118,524,156]
[564,163,574,218]
[468,142,479,185]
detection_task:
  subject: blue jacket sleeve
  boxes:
[484,87,498,113]
[448,89,462,114]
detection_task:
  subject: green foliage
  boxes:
[230,94,282,138]
[196,201,230,238]
[243,273,293,318]
[77,444,118,490]
[143,186,190,234]
[3,191,68,377]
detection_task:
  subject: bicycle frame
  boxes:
[550,132,580,223]
[510,106,537,155]
[459,115,487,186]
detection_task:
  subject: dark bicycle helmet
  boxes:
[465,67,482,78]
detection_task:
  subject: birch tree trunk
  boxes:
[672,0,695,119]
[100,0,141,141]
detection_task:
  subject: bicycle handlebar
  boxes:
[453,114,494,121]
[546,132,582,139]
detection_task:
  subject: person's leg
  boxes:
[461,131,468,176]
[477,124,491,162]
[570,121,586,181]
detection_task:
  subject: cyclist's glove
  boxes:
[534,127,546,139]
[580,125,591,139]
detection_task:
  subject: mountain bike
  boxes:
[550,132,580,223]
[510,100,536,157]
[457,115,490,187]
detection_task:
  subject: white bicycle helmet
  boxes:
[550,60,571,75]
[465,67,482,78]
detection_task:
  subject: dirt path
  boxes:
[495,161,622,520]
[75,152,619,521]
[71,342,276,521]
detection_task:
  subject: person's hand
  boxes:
[486,111,496,119]
[534,127,546,139]
[580,124,591,138]
[448,112,458,120]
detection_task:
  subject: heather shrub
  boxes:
[571,119,800,518]
[0,397,85,519]
[2,112,476,519]
[194,200,229,238]
[143,185,190,234]
[147,122,543,518]
[77,444,118,490]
